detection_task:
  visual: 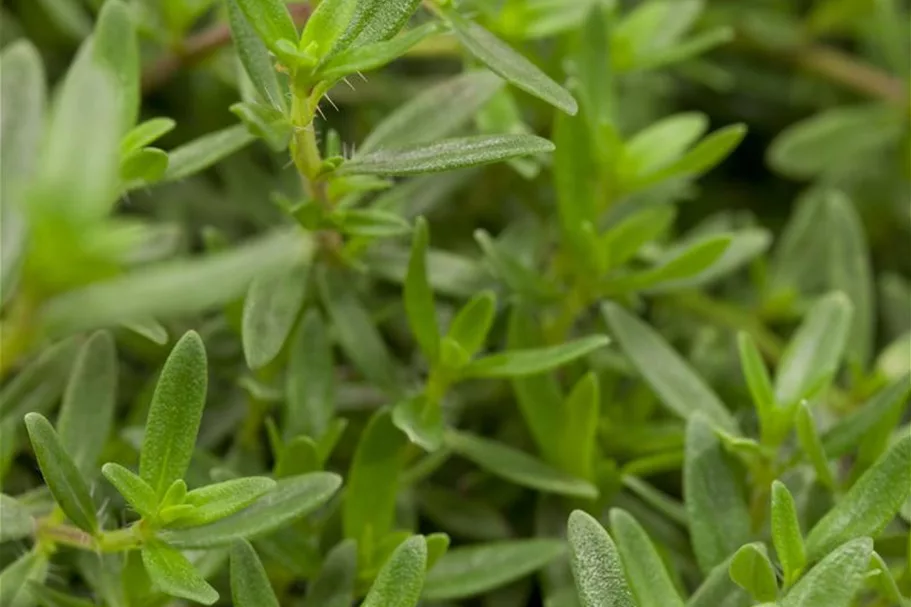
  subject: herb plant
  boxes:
[0,0,909,606]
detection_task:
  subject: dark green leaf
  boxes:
[728,543,778,602]
[285,308,335,440]
[821,375,911,458]
[405,217,440,361]
[418,486,511,541]
[461,335,609,378]
[447,291,497,359]
[567,510,636,607]
[363,535,427,607]
[780,537,872,607]
[141,541,218,605]
[795,404,835,489]
[609,508,685,607]
[226,0,287,111]
[230,540,279,607]
[771,480,807,588]
[101,463,159,519]
[242,263,308,370]
[303,539,357,607]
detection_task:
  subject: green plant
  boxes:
[1,0,908,605]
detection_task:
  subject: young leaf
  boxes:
[602,302,738,433]
[274,435,321,478]
[737,331,777,436]
[162,124,255,182]
[868,551,907,607]
[343,410,407,545]
[795,404,835,489]
[140,331,208,497]
[241,263,308,370]
[284,310,334,442]
[235,0,298,57]
[405,217,440,362]
[299,0,358,62]
[460,335,609,378]
[445,430,598,499]
[804,434,911,561]
[141,541,218,605]
[121,118,176,155]
[302,539,357,607]
[160,472,342,548]
[567,510,636,607]
[445,9,577,115]
[609,508,685,607]
[56,331,117,475]
[120,148,168,185]
[447,291,497,359]
[603,205,676,268]
[774,292,853,406]
[229,540,279,607]
[821,375,911,458]
[687,554,752,607]
[684,414,751,574]
[780,537,873,607]
[340,134,555,176]
[174,477,276,527]
[101,463,159,519]
[0,494,34,543]
[362,535,427,607]
[24,413,97,533]
[316,23,440,82]
[92,0,139,135]
[423,539,565,600]
[728,543,778,602]
[771,480,807,587]
[226,0,286,111]
[337,0,422,48]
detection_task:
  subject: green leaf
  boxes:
[423,539,565,600]
[474,229,559,300]
[418,486,511,541]
[0,494,34,543]
[687,554,752,607]
[141,541,218,605]
[868,551,908,607]
[242,263,308,370]
[780,537,872,607]
[567,510,636,607]
[92,0,139,135]
[774,292,853,406]
[101,463,159,519]
[602,302,738,433]
[162,124,255,182]
[622,112,709,178]
[447,291,497,359]
[392,395,444,452]
[235,0,298,58]
[332,209,411,238]
[343,409,407,546]
[461,335,608,378]
[27,582,96,607]
[337,0,422,48]
[805,434,911,561]
[445,9,577,115]
[299,0,358,62]
[636,124,747,188]
[317,266,400,393]
[558,372,600,480]
[609,508,685,607]
[121,118,177,155]
[728,543,778,602]
[302,539,357,607]
[285,308,335,440]
[341,134,555,176]
[139,331,208,497]
[120,148,168,185]
[771,480,807,588]
[24,413,97,533]
[160,472,342,548]
[360,71,504,154]
[316,23,440,82]
[229,540,279,607]
[0,551,48,607]
[404,217,440,362]
[553,110,598,248]
[55,331,117,476]
[445,429,598,499]
[173,477,276,527]
[795,404,835,489]
[603,205,676,268]
[38,229,313,337]
[363,535,427,607]
[226,0,287,111]
[274,435,320,478]
[684,414,751,574]
[737,332,777,437]
[609,235,731,293]
[821,375,911,458]
[230,101,291,151]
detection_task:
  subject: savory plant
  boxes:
[0,0,908,606]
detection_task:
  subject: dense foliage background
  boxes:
[0,0,909,606]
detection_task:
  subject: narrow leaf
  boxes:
[461,335,609,378]
[92,0,139,134]
[447,291,497,359]
[121,117,176,155]
[176,477,277,527]
[162,124,255,182]
[405,217,440,361]
[141,541,218,605]
[795,404,835,489]
[230,540,280,607]
[303,539,357,607]
[780,537,873,607]
[0,494,34,542]
[821,375,911,458]
[728,543,778,602]
[316,23,439,82]
[235,0,298,56]
[771,480,807,587]
[609,508,685,607]
[0,551,48,607]
[101,463,159,519]
[241,263,308,370]
[338,0,422,48]
[285,308,335,440]
[362,536,427,607]
[567,510,636,607]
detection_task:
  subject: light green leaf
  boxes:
[0,337,79,426]
[274,435,320,478]
[332,209,411,238]
[343,409,407,545]
[363,535,427,607]
[423,539,565,600]
[609,235,731,293]
[303,539,357,607]
[337,0,422,48]
[120,148,168,185]
[316,23,440,82]
[55,331,117,475]
[771,480,807,588]
[821,375,911,458]
[602,302,738,433]
[235,0,298,57]
[553,109,598,248]
[392,395,444,452]
[445,430,598,499]
[461,335,609,378]
[0,551,48,607]
[299,0,358,61]
[567,510,636,607]
[780,537,872,607]
[795,404,835,489]
[603,205,676,268]
[737,332,777,439]
[174,477,276,527]
[558,372,600,480]
[101,463,159,519]
[162,124,255,182]
[341,134,554,176]
[609,508,685,607]
[774,292,853,406]
[139,331,208,497]
[445,9,577,115]
[226,0,287,111]
[0,494,34,543]
[24,413,97,533]
[360,71,503,154]
[728,543,778,602]
[405,217,440,362]
[121,118,176,155]
[447,291,497,359]
[229,540,279,607]
[805,434,911,561]
[160,472,342,548]
[684,415,751,574]
[622,112,709,177]
[636,124,746,188]
[141,541,218,605]
[241,263,308,370]
[285,308,335,440]
[868,550,908,607]
[92,0,139,135]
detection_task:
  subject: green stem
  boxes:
[36,519,144,553]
